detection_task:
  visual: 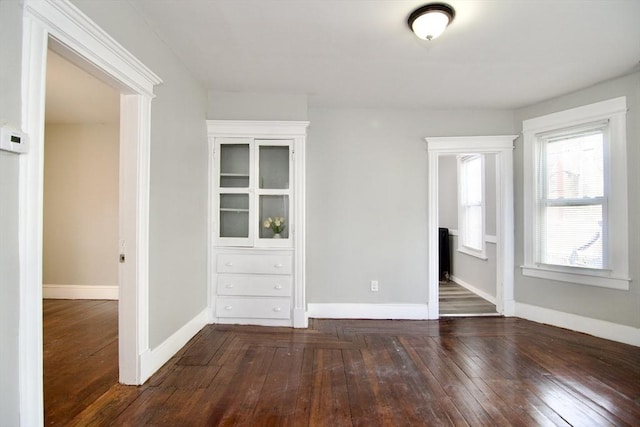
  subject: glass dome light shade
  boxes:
[408,3,455,41]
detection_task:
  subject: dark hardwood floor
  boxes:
[44,299,640,426]
[44,299,119,425]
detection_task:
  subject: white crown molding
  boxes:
[25,0,162,97]
[522,96,627,133]
[426,135,518,152]
[207,120,310,138]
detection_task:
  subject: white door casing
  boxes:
[20,1,161,424]
[425,136,517,319]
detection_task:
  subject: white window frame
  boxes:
[522,97,629,290]
[457,154,486,259]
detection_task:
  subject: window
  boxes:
[522,97,629,290]
[458,154,486,258]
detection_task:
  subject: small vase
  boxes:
[273,233,281,239]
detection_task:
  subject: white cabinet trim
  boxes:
[208,120,309,328]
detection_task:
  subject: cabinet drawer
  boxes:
[216,297,291,319]
[217,274,292,297]
[217,253,292,275]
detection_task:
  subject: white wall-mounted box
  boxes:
[0,127,29,154]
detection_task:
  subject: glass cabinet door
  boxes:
[258,145,289,189]
[219,193,249,238]
[216,140,252,244]
[220,143,250,188]
[256,141,292,245]
[214,138,292,247]
[259,195,289,239]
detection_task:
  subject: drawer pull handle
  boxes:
[224,306,233,310]
[273,307,282,312]
[225,262,233,267]
[225,284,234,288]
[274,284,283,290]
[274,263,284,268]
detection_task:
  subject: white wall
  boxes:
[437,155,457,231]
[71,0,209,348]
[306,107,514,305]
[514,71,640,328]
[208,91,308,121]
[438,154,497,300]
[43,123,119,291]
[0,0,24,423]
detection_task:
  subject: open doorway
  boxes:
[437,153,498,316]
[42,49,120,424]
[425,136,516,320]
[20,2,161,422]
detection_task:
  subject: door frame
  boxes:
[426,136,517,319]
[20,1,161,424]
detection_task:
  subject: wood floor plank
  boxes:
[44,301,640,426]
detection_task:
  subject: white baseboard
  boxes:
[449,275,496,304]
[516,302,640,347]
[293,308,308,328]
[308,303,429,320]
[43,284,119,300]
[140,308,210,383]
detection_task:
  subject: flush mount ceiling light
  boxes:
[408,3,456,41]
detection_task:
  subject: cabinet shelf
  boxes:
[220,208,249,213]
[221,173,250,178]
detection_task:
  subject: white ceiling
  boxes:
[46,0,640,122]
[129,0,640,109]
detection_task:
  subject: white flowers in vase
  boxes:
[263,216,285,236]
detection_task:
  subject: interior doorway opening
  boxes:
[426,136,516,320]
[20,2,161,422]
[42,48,121,423]
[437,153,499,317]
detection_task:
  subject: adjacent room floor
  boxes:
[439,280,498,316]
[44,299,640,426]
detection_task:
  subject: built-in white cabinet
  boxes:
[208,120,308,328]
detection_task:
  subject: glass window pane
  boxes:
[541,204,603,268]
[464,205,483,250]
[259,146,289,189]
[220,144,249,188]
[219,194,249,238]
[545,132,603,199]
[464,157,482,204]
[460,155,483,252]
[259,195,289,239]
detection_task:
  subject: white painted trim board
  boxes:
[21,0,162,423]
[449,276,496,305]
[308,303,429,320]
[140,308,210,383]
[516,302,640,347]
[43,284,119,300]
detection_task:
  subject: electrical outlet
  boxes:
[370,280,379,292]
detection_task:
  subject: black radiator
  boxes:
[439,227,450,281]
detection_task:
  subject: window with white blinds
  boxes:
[537,125,606,269]
[522,97,629,290]
[458,154,486,258]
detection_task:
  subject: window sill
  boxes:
[457,247,487,260]
[521,265,629,290]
